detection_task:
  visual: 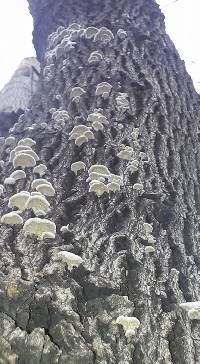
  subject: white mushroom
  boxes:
[89,181,109,197]
[84,26,99,39]
[25,195,50,215]
[96,82,112,99]
[88,164,110,176]
[23,217,56,239]
[75,135,88,147]
[33,164,48,177]
[116,315,140,334]
[32,179,51,190]
[71,161,86,175]
[1,212,23,225]
[8,192,30,211]
[70,87,86,101]
[57,251,83,271]
[5,136,15,146]
[36,184,56,197]
[4,177,16,185]
[144,246,155,254]
[13,153,36,169]
[18,138,36,147]
[10,170,26,181]
[87,112,109,125]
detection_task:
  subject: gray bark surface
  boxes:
[0,0,199,362]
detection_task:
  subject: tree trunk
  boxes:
[0,0,199,363]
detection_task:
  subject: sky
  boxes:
[0,0,35,90]
[0,0,200,92]
[157,0,200,91]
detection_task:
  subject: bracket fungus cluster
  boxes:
[87,164,123,196]
[69,124,94,146]
[1,136,56,241]
[52,109,69,123]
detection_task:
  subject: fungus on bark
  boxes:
[36,184,56,197]
[25,195,50,215]
[13,153,36,169]
[71,161,86,175]
[23,217,56,239]
[57,251,83,271]
[18,138,36,147]
[33,164,47,177]
[8,192,30,211]
[1,212,23,225]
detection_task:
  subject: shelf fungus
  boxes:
[8,192,30,211]
[84,26,98,39]
[33,164,47,177]
[117,146,133,160]
[71,161,86,175]
[32,178,52,190]
[87,112,109,125]
[95,82,112,99]
[94,27,114,43]
[57,251,83,271]
[24,218,56,239]
[70,87,86,101]
[13,153,36,169]
[116,315,140,336]
[25,195,50,215]
[88,51,103,63]
[144,246,156,254]
[36,184,56,197]
[89,181,109,197]
[18,138,36,147]
[1,212,23,225]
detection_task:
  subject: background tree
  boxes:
[0,0,199,363]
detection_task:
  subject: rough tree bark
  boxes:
[0,0,199,363]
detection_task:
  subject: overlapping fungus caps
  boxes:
[10,170,26,181]
[36,184,55,197]
[117,146,133,160]
[25,195,50,214]
[88,51,103,63]
[87,112,109,125]
[95,82,112,98]
[18,138,36,147]
[70,87,86,101]
[13,153,36,168]
[23,218,56,239]
[31,178,51,190]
